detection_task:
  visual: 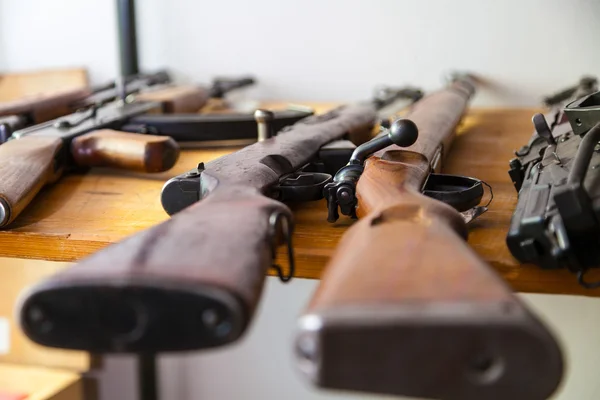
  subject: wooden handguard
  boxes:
[296,79,563,400]
[71,129,180,172]
[19,186,291,352]
[134,85,210,113]
[0,136,64,227]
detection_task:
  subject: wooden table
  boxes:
[2,107,598,297]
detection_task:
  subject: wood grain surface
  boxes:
[0,136,64,227]
[0,105,597,296]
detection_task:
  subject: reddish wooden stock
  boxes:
[71,129,180,172]
[298,80,563,400]
[0,136,63,227]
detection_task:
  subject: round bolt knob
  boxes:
[254,109,275,141]
[388,119,419,147]
[254,109,274,123]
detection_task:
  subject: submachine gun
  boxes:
[507,77,600,288]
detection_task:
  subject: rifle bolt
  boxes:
[338,189,351,202]
[254,109,275,141]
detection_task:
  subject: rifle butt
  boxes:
[18,187,290,352]
[295,191,563,400]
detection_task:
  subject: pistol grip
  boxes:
[71,129,180,173]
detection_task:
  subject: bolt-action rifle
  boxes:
[295,75,563,400]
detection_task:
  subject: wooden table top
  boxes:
[2,105,598,297]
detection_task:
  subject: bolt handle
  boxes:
[349,119,419,165]
[325,119,419,222]
[254,109,275,142]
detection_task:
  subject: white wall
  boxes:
[3,1,600,399]
[1,0,599,106]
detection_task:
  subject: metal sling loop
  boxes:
[269,210,296,282]
[577,269,600,289]
[482,180,494,208]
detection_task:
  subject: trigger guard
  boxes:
[423,173,484,212]
[275,172,333,202]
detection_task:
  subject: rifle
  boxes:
[0,69,257,143]
[0,72,315,228]
[507,78,600,288]
[0,68,91,141]
[75,71,314,144]
[17,86,422,353]
[295,76,563,400]
[0,100,180,228]
[76,70,255,111]
[160,86,424,215]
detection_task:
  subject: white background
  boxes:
[1,0,600,399]
[1,0,599,106]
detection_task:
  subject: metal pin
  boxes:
[254,109,275,142]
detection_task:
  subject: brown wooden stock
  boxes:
[134,85,210,113]
[19,104,378,351]
[21,104,376,352]
[36,185,289,318]
[0,136,63,227]
[19,185,291,350]
[311,178,507,309]
[300,81,563,399]
[307,80,499,311]
[71,129,180,172]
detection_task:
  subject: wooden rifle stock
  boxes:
[134,85,210,113]
[17,105,377,352]
[296,79,563,400]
